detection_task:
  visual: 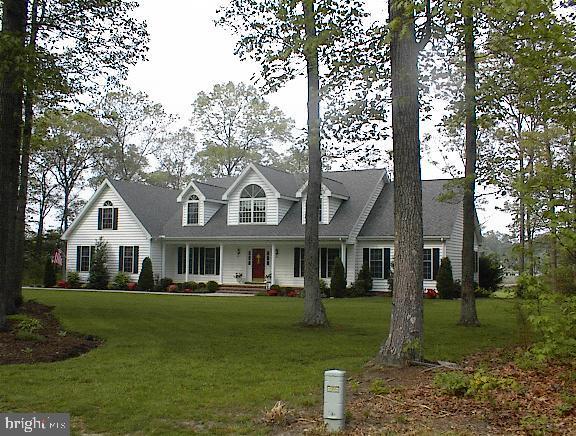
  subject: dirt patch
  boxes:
[276,350,576,435]
[0,301,101,365]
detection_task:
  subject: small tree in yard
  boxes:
[88,238,108,290]
[354,263,373,296]
[330,257,346,298]
[43,257,56,288]
[138,257,154,291]
[436,257,455,299]
[479,254,504,292]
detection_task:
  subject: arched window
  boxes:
[187,194,199,225]
[239,184,266,223]
[100,200,116,229]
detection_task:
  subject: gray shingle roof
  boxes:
[161,168,384,239]
[359,179,462,238]
[108,169,462,241]
[110,180,180,236]
[252,163,301,197]
[193,181,226,201]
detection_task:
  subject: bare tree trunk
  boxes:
[376,0,424,365]
[527,149,535,276]
[302,0,328,327]
[459,4,480,326]
[544,140,557,290]
[518,117,526,275]
[0,0,28,328]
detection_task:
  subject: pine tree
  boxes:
[138,257,154,291]
[43,257,56,288]
[330,257,346,298]
[355,263,373,296]
[88,238,108,290]
[436,257,455,299]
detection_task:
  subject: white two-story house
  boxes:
[61,163,481,291]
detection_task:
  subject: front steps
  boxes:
[217,283,267,295]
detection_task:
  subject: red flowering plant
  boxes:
[127,282,138,291]
[56,280,69,289]
[424,288,438,299]
[266,289,279,296]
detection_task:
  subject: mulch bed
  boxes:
[275,349,576,435]
[0,301,101,365]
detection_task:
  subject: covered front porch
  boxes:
[155,239,352,288]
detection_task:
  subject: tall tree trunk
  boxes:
[0,0,28,328]
[459,4,480,326]
[527,148,535,275]
[544,140,557,290]
[302,0,328,327]
[8,0,40,312]
[518,117,526,275]
[376,0,424,365]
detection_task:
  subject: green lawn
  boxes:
[0,290,520,434]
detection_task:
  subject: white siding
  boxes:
[355,240,446,292]
[278,199,293,223]
[227,169,279,225]
[66,185,150,283]
[445,207,480,282]
[204,201,221,224]
[327,197,343,222]
[150,240,162,280]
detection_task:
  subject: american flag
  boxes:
[52,248,63,266]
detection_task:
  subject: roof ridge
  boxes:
[109,179,180,193]
[194,180,226,189]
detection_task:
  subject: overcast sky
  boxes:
[125,0,511,234]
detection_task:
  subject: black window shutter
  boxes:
[113,208,119,230]
[76,246,81,271]
[363,248,369,265]
[294,248,300,277]
[97,208,103,230]
[133,246,139,274]
[384,248,391,279]
[119,246,124,272]
[432,248,441,280]
[177,247,183,274]
[215,247,220,275]
[188,247,193,274]
[193,247,199,274]
[200,248,205,275]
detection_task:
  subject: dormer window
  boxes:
[239,184,266,223]
[98,200,118,230]
[187,194,199,225]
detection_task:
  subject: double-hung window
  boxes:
[98,200,118,230]
[76,246,94,272]
[187,194,199,225]
[362,248,391,279]
[294,247,305,277]
[423,248,441,280]
[239,184,266,223]
[320,248,340,278]
[119,246,139,274]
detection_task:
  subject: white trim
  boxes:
[185,242,190,282]
[222,163,280,200]
[61,179,151,240]
[271,243,276,285]
[177,180,207,203]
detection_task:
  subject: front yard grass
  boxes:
[0,290,520,434]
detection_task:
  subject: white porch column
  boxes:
[271,243,276,285]
[219,243,224,284]
[161,238,166,278]
[185,242,190,282]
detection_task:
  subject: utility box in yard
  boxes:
[323,369,346,432]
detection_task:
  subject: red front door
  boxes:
[252,249,266,281]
